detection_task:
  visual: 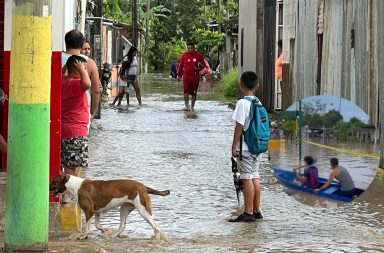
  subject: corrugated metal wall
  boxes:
[295,0,318,100]
[281,0,380,127]
[238,0,384,166]
[320,0,377,126]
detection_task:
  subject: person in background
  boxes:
[315,158,356,197]
[62,29,101,124]
[112,47,141,106]
[275,40,283,81]
[177,41,206,111]
[170,59,177,78]
[80,39,91,58]
[0,88,7,153]
[199,56,213,82]
[293,156,319,189]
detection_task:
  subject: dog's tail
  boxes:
[146,187,170,196]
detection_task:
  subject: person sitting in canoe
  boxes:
[293,156,319,189]
[315,157,357,198]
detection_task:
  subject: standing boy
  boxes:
[230,71,263,222]
[61,55,91,184]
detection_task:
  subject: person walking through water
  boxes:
[112,47,142,107]
[177,42,206,111]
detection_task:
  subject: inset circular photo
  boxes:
[269,95,379,207]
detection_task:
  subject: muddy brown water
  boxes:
[7,75,384,252]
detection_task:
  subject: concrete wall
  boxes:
[238,0,257,75]
[377,0,384,168]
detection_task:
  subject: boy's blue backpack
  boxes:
[241,96,270,156]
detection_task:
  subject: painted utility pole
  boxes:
[79,0,87,33]
[4,0,52,251]
[132,0,138,47]
[145,0,150,74]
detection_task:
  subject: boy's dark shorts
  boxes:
[61,136,88,168]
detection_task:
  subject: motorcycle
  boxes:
[212,64,221,81]
[101,63,112,98]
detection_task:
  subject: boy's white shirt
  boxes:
[231,96,256,153]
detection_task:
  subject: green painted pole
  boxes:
[4,0,52,251]
[298,100,302,164]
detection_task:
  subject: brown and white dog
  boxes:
[49,174,170,240]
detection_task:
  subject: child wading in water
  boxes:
[230,71,263,222]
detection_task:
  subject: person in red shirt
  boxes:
[275,40,283,81]
[177,42,206,111]
[61,55,91,182]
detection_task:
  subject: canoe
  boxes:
[273,168,364,203]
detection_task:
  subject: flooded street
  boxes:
[48,76,384,252]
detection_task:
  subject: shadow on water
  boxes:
[46,75,384,252]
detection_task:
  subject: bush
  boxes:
[149,38,186,70]
[219,68,238,98]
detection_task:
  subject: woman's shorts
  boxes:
[61,136,88,168]
[127,75,137,87]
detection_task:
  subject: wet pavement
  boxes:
[2,75,384,252]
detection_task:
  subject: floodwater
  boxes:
[48,75,384,252]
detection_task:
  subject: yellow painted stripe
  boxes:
[303,140,380,159]
[9,15,52,104]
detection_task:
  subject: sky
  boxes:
[286,95,370,124]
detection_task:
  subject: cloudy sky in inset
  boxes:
[286,95,370,124]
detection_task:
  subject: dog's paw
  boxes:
[76,232,89,240]
[151,233,161,241]
[159,232,168,242]
[111,232,122,238]
[104,229,117,236]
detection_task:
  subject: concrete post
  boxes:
[4,0,52,251]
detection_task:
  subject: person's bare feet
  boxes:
[182,106,190,111]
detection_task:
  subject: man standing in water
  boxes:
[177,42,206,111]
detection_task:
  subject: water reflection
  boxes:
[46,76,384,252]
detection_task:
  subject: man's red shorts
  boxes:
[183,76,200,95]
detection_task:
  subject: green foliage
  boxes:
[281,120,296,133]
[103,0,131,24]
[322,109,343,128]
[103,0,239,70]
[219,68,238,98]
[149,38,186,70]
[336,117,366,142]
[191,28,225,56]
